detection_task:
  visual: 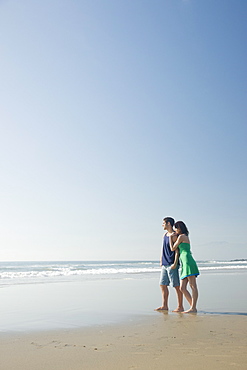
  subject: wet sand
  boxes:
[1,270,247,332]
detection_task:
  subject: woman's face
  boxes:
[174,227,181,235]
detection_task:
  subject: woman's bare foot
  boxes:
[182,308,197,314]
[155,306,168,311]
[172,307,184,312]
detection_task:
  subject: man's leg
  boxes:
[169,267,183,312]
[155,285,169,311]
[155,266,170,311]
[173,286,184,312]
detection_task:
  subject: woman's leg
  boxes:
[180,278,192,307]
[183,276,198,313]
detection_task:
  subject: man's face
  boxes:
[162,220,169,230]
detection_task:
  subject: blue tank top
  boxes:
[161,234,175,266]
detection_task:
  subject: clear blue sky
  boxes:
[0,0,246,261]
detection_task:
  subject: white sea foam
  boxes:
[0,267,161,280]
[200,265,247,270]
[0,260,246,285]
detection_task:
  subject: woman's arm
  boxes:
[169,234,183,251]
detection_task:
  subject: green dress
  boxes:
[178,243,199,280]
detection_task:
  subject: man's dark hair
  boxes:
[163,217,175,227]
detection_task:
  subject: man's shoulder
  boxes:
[166,232,176,238]
[170,233,178,241]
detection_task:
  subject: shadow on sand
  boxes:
[200,311,247,316]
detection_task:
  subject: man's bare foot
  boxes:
[172,307,184,312]
[155,306,168,311]
[182,308,197,314]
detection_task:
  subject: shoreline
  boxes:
[1,270,247,333]
[1,313,246,370]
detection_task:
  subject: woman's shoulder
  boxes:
[179,234,190,243]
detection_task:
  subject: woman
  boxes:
[169,221,199,313]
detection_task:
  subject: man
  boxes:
[155,217,184,312]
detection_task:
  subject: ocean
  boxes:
[0,260,247,333]
[1,259,247,286]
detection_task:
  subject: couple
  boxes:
[155,217,199,313]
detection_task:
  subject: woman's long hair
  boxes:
[174,221,189,235]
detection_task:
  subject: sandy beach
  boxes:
[1,264,247,369]
[1,313,247,370]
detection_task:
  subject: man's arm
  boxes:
[160,233,166,266]
[170,249,179,269]
[160,253,162,267]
